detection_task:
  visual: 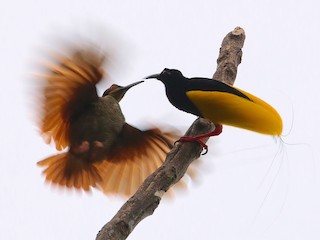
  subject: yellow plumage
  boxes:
[186,89,282,136]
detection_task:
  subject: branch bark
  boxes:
[96,26,246,240]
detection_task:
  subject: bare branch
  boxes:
[213,26,245,85]
[96,27,246,240]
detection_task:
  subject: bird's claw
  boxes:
[175,136,209,155]
[173,124,222,155]
[200,145,208,155]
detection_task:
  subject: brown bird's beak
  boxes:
[145,73,161,80]
[104,80,144,101]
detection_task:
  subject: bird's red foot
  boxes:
[176,136,209,154]
[175,124,223,155]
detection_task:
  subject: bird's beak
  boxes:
[109,80,144,102]
[121,80,144,90]
[145,73,161,80]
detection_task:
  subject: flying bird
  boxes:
[35,49,178,196]
[146,68,282,151]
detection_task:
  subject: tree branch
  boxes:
[96,26,246,240]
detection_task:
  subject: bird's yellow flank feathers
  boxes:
[186,89,282,136]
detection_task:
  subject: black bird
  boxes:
[146,68,282,150]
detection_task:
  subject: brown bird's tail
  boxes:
[37,152,103,191]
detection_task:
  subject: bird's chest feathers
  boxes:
[69,96,125,145]
[92,97,125,132]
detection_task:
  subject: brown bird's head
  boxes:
[103,80,144,102]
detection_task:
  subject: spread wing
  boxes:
[37,124,184,195]
[97,123,180,196]
[37,49,105,150]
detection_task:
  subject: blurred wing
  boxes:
[97,123,179,196]
[186,88,283,136]
[37,123,195,195]
[39,49,105,150]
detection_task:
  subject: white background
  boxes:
[1,0,320,239]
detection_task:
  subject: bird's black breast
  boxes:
[163,80,203,117]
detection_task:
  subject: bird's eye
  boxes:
[162,68,172,76]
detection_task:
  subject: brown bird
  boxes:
[36,47,178,196]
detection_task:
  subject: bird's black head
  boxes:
[145,68,184,84]
[145,68,202,117]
